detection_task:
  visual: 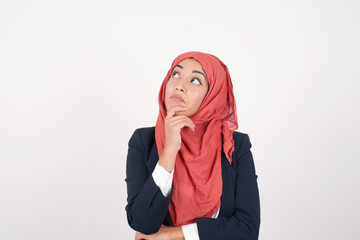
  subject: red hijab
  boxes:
[155,51,238,226]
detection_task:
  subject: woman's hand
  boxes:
[158,106,195,172]
[164,106,195,153]
[135,225,184,240]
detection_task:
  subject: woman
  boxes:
[125,51,260,240]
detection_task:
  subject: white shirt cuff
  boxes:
[152,163,174,197]
[181,207,219,240]
[182,223,200,240]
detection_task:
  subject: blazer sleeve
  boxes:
[125,129,172,234]
[196,133,261,240]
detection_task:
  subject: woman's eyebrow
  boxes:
[192,70,207,80]
[175,64,207,82]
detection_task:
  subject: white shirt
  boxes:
[152,163,220,240]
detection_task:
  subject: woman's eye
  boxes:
[172,71,179,78]
[191,78,202,85]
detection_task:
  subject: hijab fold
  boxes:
[155,51,238,226]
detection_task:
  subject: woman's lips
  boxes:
[170,94,185,103]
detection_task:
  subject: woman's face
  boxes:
[165,58,209,117]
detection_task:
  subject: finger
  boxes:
[135,232,146,240]
[166,106,188,118]
[168,120,195,132]
[166,115,195,128]
[135,232,140,240]
[168,117,195,128]
[169,118,195,131]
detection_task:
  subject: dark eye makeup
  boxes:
[171,69,205,86]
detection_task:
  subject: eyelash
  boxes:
[191,78,202,85]
[171,71,179,78]
[171,71,203,85]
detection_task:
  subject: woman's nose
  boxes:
[175,79,186,92]
[176,86,185,92]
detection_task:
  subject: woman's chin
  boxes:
[166,102,186,110]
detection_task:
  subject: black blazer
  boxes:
[125,127,260,240]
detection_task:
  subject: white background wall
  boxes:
[1,0,359,239]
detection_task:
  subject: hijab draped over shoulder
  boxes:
[155,51,238,226]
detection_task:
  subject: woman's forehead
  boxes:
[175,58,204,70]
